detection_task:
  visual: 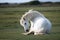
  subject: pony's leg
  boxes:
[22,30,32,35]
[34,32,45,35]
[45,29,50,34]
[34,29,45,35]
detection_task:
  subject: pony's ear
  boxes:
[28,9,33,12]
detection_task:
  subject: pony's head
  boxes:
[20,17,30,32]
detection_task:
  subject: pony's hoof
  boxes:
[22,33,28,35]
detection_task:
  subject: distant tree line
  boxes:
[0,3,9,5]
[0,1,60,5]
[20,1,60,5]
[0,1,60,7]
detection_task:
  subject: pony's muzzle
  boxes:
[26,29,29,32]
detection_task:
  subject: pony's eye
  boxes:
[24,23,26,25]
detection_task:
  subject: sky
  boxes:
[0,0,60,3]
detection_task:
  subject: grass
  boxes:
[0,6,60,40]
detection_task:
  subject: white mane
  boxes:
[21,9,45,21]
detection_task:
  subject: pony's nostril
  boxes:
[26,30,29,32]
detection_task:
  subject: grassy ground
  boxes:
[0,6,60,40]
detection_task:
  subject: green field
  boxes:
[0,6,60,40]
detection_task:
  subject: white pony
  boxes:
[20,9,52,35]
